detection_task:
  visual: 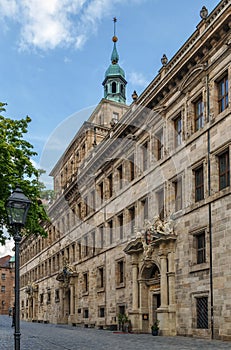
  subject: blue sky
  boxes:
[0,0,220,256]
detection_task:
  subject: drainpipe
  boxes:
[206,73,214,339]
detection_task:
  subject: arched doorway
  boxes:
[139,262,161,332]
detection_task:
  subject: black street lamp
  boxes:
[6,187,31,350]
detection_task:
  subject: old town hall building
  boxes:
[20,0,231,340]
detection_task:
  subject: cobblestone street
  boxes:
[0,316,230,350]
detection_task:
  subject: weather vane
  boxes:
[112,17,118,43]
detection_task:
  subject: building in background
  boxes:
[20,0,231,340]
[0,255,15,315]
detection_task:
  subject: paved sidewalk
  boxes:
[0,315,230,350]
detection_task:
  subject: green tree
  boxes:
[0,102,48,244]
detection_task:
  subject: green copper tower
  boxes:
[102,18,127,104]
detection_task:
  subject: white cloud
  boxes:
[0,228,14,258]
[128,71,149,87]
[0,0,18,17]
[0,0,145,51]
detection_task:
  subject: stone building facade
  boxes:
[20,0,231,341]
[0,255,15,315]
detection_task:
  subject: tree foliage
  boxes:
[0,102,49,244]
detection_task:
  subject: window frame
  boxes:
[174,177,182,212]
[217,74,228,113]
[196,231,206,264]
[117,259,125,286]
[194,165,204,202]
[174,114,182,147]
[155,129,163,161]
[194,96,204,131]
[218,149,230,190]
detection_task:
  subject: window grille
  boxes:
[197,297,208,329]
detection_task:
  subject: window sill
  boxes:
[116,283,125,289]
[189,262,209,273]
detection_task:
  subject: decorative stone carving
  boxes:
[145,216,175,236]
[135,216,175,260]
[56,258,75,288]
[25,281,38,296]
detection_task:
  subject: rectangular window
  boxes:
[84,308,89,318]
[128,206,135,234]
[78,241,82,260]
[99,226,104,249]
[195,166,204,202]
[84,235,88,257]
[118,214,123,240]
[197,232,206,264]
[218,74,228,113]
[141,197,148,222]
[113,112,119,122]
[47,291,51,304]
[155,130,163,160]
[117,260,124,285]
[194,97,204,131]
[92,231,96,256]
[83,272,89,293]
[78,202,82,220]
[157,189,164,220]
[91,190,96,213]
[108,220,113,245]
[174,114,182,147]
[55,289,60,302]
[108,174,113,198]
[218,150,230,190]
[142,141,148,171]
[129,154,135,181]
[196,297,208,329]
[1,273,6,280]
[84,196,88,217]
[98,182,104,204]
[98,267,104,289]
[99,307,105,318]
[174,178,182,211]
[117,165,123,189]
[1,285,5,293]
[40,293,44,304]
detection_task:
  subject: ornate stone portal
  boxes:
[56,259,77,324]
[124,216,177,335]
[25,282,39,321]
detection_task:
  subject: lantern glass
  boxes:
[6,187,31,226]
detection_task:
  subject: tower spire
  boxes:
[111,17,119,64]
[102,17,127,104]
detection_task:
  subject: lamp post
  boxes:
[6,187,31,350]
